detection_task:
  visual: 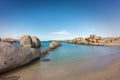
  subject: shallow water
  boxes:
[3,42,120,80]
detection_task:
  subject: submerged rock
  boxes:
[0,42,41,73]
[20,35,41,48]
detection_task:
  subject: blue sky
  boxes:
[0,0,120,40]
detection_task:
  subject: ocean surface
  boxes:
[11,41,120,80]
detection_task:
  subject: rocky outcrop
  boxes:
[85,35,102,43]
[0,42,41,73]
[65,37,88,44]
[59,34,120,46]
[49,41,61,49]
[20,35,41,48]
[41,41,61,55]
[97,37,120,46]
[20,35,33,48]
[74,37,88,44]
[63,35,102,45]
[0,38,18,43]
[31,36,41,48]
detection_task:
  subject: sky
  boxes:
[0,0,120,40]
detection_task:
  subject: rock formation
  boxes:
[74,37,88,44]
[31,36,41,48]
[58,34,120,46]
[41,41,61,56]
[85,35,102,43]
[20,35,33,48]
[0,42,41,73]
[20,35,41,48]
[49,41,61,49]
[0,38,18,43]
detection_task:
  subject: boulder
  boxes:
[31,36,41,48]
[1,38,17,43]
[0,42,41,73]
[49,41,61,49]
[20,35,41,48]
[20,35,33,48]
[85,35,102,43]
[74,37,88,44]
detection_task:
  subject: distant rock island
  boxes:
[54,34,120,46]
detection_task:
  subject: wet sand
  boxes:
[1,52,120,80]
[80,58,120,80]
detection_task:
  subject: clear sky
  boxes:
[0,0,120,40]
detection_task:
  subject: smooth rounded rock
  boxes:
[20,35,33,48]
[49,41,61,49]
[0,42,41,73]
[31,36,41,48]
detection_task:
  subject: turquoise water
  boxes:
[13,41,120,65]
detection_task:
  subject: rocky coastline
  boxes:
[0,38,19,43]
[55,34,120,47]
[1,34,120,80]
[0,35,61,74]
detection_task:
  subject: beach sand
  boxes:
[80,58,120,80]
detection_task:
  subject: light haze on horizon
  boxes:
[0,0,120,40]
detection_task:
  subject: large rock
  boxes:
[0,42,41,73]
[20,35,41,48]
[49,41,61,49]
[20,35,33,48]
[74,37,88,44]
[85,35,102,43]
[1,38,17,43]
[31,36,41,48]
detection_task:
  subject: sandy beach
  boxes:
[80,58,120,80]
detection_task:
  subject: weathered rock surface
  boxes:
[74,37,88,44]
[20,35,33,48]
[0,42,41,73]
[41,41,61,55]
[0,38,18,43]
[98,37,120,46]
[20,35,41,48]
[31,36,41,48]
[56,34,120,46]
[85,35,101,43]
[49,41,61,49]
